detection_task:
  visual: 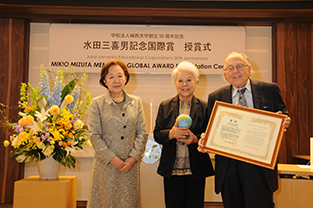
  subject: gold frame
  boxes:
[204,101,286,169]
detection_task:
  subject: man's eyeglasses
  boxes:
[224,64,248,72]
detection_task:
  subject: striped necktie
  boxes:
[238,88,248,107]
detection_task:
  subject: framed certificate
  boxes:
[203,101,287,169]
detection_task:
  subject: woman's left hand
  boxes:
[119,157,137,173]
[177,130,198,145]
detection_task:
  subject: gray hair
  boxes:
[223,52,254,81]
[171,61,199,86]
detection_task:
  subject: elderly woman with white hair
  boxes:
[154,61,214,208]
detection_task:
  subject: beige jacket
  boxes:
[87,91,147,208]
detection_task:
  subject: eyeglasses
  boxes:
[224,64,248,72]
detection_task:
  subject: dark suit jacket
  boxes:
[154,95,214,179]
[207,79,289,194]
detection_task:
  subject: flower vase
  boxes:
[38,156,60,180]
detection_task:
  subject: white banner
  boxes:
[49,24,245,74]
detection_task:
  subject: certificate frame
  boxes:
[203,101,287,169]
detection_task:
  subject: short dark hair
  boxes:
[99,60,130,88]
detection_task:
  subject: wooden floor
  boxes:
[0,201,223,208]
[204,202,224,208]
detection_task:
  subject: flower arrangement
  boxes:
[2,65,91,168]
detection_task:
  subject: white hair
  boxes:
[223,52,254,81]
[171,61,199,85]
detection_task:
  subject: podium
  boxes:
[13,176,77,208]
[275,164,313,208]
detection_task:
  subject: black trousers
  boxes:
[163,175,206,208]
[220,159,274,208]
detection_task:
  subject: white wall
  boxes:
[25,23,272,206]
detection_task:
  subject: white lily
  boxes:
[18,112,27,117]
[27,121,41,132]
[35,107,49,122]
[65,141,79,156]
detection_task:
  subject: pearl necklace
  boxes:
[112,95,124,103]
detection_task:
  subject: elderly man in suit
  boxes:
[198,52,291,208]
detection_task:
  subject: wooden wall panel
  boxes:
[286,23,301,160]
[297,23,310,156]
[0,18,29,203]
[275,23,287,163]
[309,24,313,142]
[0,18,10,204]
[275,22,313,163]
